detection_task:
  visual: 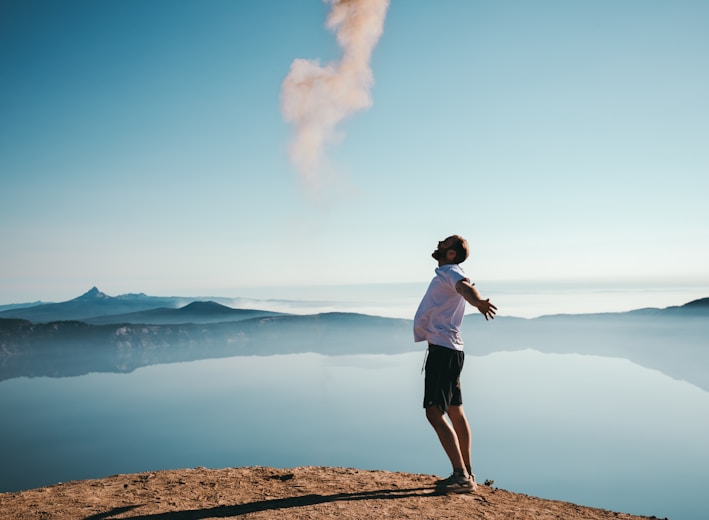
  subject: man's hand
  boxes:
[476,299,497,320]
[456,280,497,320]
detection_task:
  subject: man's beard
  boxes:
[432,248,444,260]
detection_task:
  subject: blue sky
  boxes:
[2,0,708,305]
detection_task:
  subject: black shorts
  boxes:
[423,344,464,412]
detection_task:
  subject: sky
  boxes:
[1,0,708,312]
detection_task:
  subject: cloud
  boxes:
[281,0,389,192]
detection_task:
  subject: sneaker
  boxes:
[435,471,461,487]
[436,471,477,494]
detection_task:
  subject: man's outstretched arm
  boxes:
[455,280,497,320]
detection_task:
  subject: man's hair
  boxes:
[449,235,469,264]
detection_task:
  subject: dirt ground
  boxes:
[0,466,666,520]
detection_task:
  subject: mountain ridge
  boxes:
[0,288,230,323]
[83,300,287,325]
[0,288,706,390]
[2,287,708,324]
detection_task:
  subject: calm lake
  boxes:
[1,349,708,520]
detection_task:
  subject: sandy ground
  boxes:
[0,466,666,520]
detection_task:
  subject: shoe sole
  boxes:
[438,482,477,494]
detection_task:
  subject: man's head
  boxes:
[432,235,469,265]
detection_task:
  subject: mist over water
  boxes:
[227,279,709,319]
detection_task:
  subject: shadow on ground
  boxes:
[84,486,437,520]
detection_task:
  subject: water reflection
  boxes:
[1,351,707,520]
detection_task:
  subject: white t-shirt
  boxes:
[413,263,470,351]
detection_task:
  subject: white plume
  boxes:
[281,0,390,191]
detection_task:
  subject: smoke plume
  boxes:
[281,0,389,190]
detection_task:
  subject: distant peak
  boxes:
[180,301,231,311]
[683,297,709,308]
[73,287,111,301]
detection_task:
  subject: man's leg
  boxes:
[448,405,472,474]
[425,405,466,472]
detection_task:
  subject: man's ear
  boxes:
[446,248,457,262]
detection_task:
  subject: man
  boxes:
[414,235,497,494]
